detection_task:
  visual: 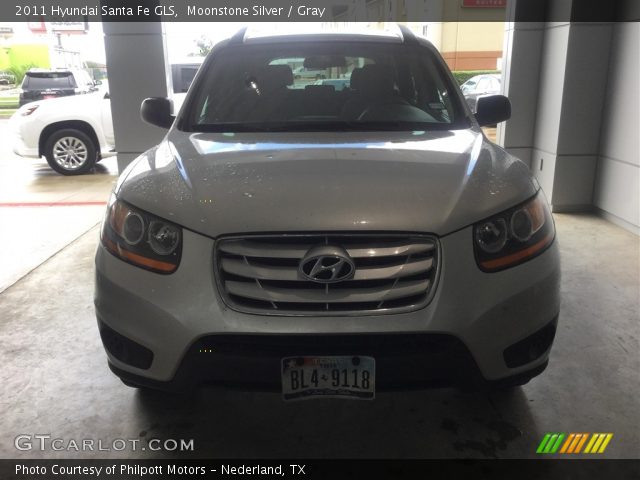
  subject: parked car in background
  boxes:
[293,65,329,80]
[460,74,501,112]
[0,71,16,85]
[313,78,351,91]
[10,63,201,175]
[11,90,115,175]
[19,68,98,107]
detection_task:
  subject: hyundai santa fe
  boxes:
[95,26,560,399]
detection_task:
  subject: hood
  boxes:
[116,129,536,237]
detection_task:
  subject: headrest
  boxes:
[358,64,396,96]
[350,68,364,90]
[254,65,293,92]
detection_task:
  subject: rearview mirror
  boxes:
[475,95,511,127]
[141,97,174,129]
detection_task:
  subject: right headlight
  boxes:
[100,195,182,274]
[474,191,555,272]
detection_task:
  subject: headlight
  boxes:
[474,191,555,272]
[101,196,182,274]
[20,105,39,116]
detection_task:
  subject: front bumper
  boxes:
[9,116,40,158]
[12,133,39,158]
[94,226,561,388]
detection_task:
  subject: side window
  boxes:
[180,67,198,93]
[79,72,91,87]
[477,77,491,92]
[409,58,453,122]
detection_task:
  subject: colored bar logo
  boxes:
[537,433,613,454]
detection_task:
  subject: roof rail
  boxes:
[229,27,248,45]
[397,24,418,45]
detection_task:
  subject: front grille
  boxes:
[215,234,439,315]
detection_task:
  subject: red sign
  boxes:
[462,0,506,7]
[28,21,47,32]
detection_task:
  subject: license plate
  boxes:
[281,356,375,401]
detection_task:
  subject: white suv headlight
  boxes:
[19,104,39,116]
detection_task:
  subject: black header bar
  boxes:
[2,459,640,480]
[3,0,637,23]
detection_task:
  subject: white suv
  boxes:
[10,62,202,175]
[10,89,116,175]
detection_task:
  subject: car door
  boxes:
[489,77,501,95]
[468,76,493,112]
[101,92,115,147]
[476,76,492,95]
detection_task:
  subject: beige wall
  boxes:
[439,22,504,70]
[440,22,504,53]
[330,0,506,71]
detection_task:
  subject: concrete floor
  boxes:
[0,119,117,292]
[0,123,638,460]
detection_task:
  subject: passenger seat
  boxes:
[340,64,407,121]
[232,65,294,122]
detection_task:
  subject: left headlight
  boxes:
[474,191,555,272]
[101,196,182,274]
[21,104,39,116]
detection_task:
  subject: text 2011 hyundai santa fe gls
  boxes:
[95,26,560,399]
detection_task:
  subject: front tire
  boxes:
[44,129,97,175]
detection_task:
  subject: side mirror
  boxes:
[141,97,174,129]
[475,95,511,127]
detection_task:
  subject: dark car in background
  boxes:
[460,74,501,112]
[19,68,97,106]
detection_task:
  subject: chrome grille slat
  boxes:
[219,240,434,259]
[221,257,434,281]
[219,242,312,258]
[215,234,439,316]
[346,243,434,258]
[225,279,430,304]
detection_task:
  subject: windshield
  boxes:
[24,73,75,89]
[184,41,469,132]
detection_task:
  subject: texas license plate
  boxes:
[281,356,375,401]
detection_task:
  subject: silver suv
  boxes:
[95,26,560,398]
